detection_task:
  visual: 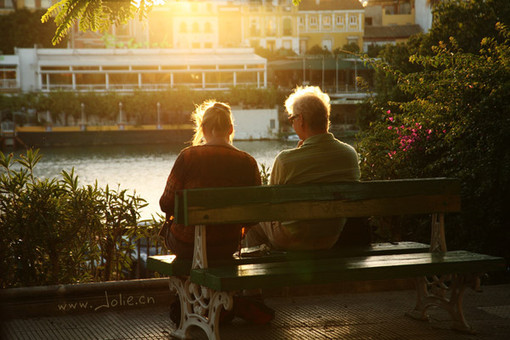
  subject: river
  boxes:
[32,140,297,220]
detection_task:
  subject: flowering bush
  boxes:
[357,23,510,262]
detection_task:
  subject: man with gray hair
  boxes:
[246,85,361,250]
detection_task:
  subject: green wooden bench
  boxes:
[148,178,505,340]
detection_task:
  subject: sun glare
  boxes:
[132,0,167,9]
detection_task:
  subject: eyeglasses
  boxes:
[288,114,300,122]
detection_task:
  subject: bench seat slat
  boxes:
[190,250,505,291]
[147,242,430,276]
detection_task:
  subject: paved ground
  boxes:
[2,284,510,340]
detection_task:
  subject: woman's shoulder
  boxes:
[180,144,255,161]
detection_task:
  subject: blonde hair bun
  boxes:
[191,100,234,145]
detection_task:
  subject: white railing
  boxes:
[1,79,18,89]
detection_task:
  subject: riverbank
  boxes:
[6,125,194,149]
[1,108,281,149]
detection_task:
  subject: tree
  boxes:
[357,0,510,263]
[339,42,360,54]
[306,44,331,56]
[0,9,66,54]
[42,0,155,45]
[425,0,510,54]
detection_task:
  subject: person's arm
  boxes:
[252,159,262,186]
[269,156,283,185]
[159,152,186,216]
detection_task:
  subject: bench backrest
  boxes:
[174,178,461,225]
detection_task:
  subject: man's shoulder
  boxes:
[275,147,301,161]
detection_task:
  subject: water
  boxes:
[31,141,296,220]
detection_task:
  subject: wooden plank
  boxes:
[174,178,461,225]
[147,255,188,276]
[147,242,430,276]
[184,194,460,225]
[185,178,460,208]
[190,250,505,291]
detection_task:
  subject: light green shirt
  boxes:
[271,133,360,185]
[270,133,361,249]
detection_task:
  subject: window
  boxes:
[310,17,317,26]
[204,22,212,33]
[283,18,292,36]
[179,22,187,33]
[323,16,331,26]
[349,16,357,25]
[192,42,200,48]
[384,6,394,15]
[192,22,199,33]
[266,20,276,36]
[400,1,412,14]
[335,15,344,25]
[250,19,260,36]
[322,39,332,51]
[298,17,304,26]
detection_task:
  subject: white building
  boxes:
[414,0,434,33]
[232,108,279,140]
[1,47,268,92]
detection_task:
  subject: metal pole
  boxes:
[322,55,324,90]
[354,58,358,92]
[335,55,338,93]
[119,102,123,124]
[80,103,86,130]
[157,102,161,129]
[302,56,305,84]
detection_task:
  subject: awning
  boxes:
[34,48,267,68]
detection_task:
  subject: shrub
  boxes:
[357,24,510,262]
[0,149,155,287]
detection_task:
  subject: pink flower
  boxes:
[427,129,432,134]
[388,117,394,122]
[388,126,392,130]
[386,110,391,114]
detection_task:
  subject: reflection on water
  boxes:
[32,140,296,219]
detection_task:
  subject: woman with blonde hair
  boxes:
[159,100,261,260]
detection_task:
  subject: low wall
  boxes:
[0,279,172,319]
[15,127,194,148]
[9,108,280,148]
